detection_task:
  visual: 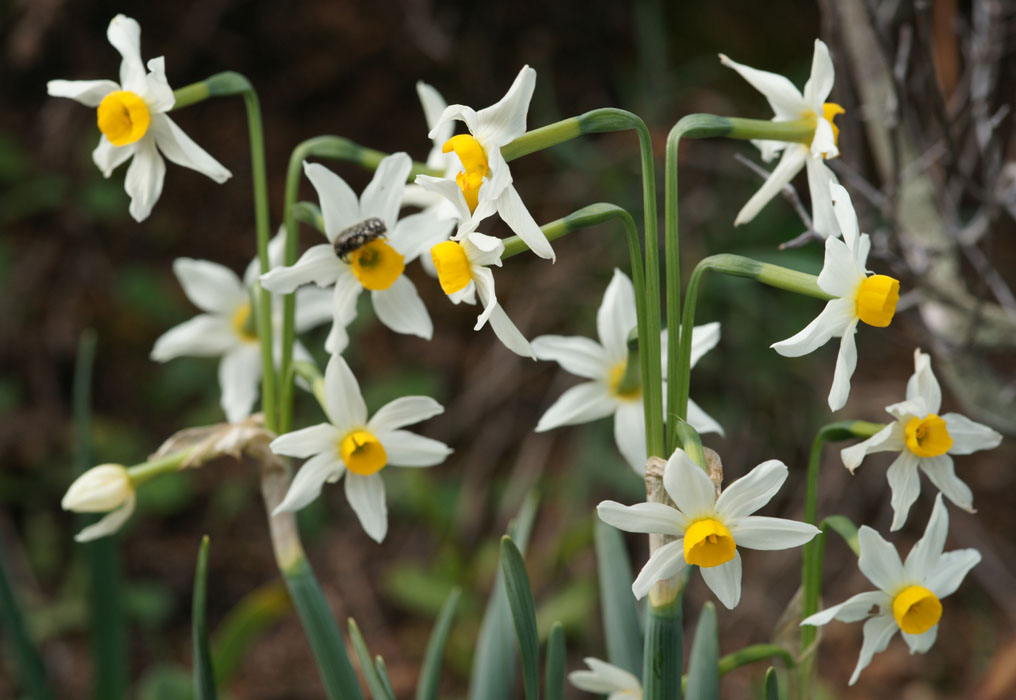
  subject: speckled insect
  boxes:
[333,217,387,261]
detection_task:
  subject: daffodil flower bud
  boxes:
[62,464,137,542]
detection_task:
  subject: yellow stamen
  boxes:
[96,90,150,147]
[892,584,942,635]
[443,134,488,214]
[905,414,953,458]
[608,361,642,400]
[338,429,388,476]
[855,274,900,327]
[348,240,404,291]
[684,518,736,568]
[431,241,472,295]
[823,102,845,149]
[231,303,258,343]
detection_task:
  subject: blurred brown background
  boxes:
[2,0,1015,697]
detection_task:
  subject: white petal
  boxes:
[471,266,499,330]
[368,396,444,433]
[902,625,938,655]
[345,473,388,543]
[596,501,685,536]
[925,549,981,598]
[172,258,246,315]
[803,39,835,107]
[377,430,451,467]
[689,322,721,368]
[809,114,838,160]
[733,146,807,227]
[598,269,637,361]
[802,590,886,626]
[751,137,789,163]
[700,552,742,609]
[124,136,165,222]
[48,79,119,107]
[535,382,615,431]
[906,349,941,414]
[74,492,136,542]
[857,525,905,591]
[531,335,607,380]
[487,302,535,358]
[151,315,236,361]
[718,53,807,119]
[829,183,859,249]
[827,319,859,411]
[631,539,686,599]
[92,136,135,177]
[294,286,334,333]
[361,153,411,230]
[805,157,839,238]
[413,174,473,224]
[390,210,452,263]
[943,413,1002,454]
[462,231,505,266]
[269,423,342,459]
[417,80,451,137]
[840,423,904,473]
[816,238,860,298]
[904,494,948,581]
[259,244,342,293]
[663,448,717,517]
[886,399,926,424]
[886,451,922,531]
[371,276,433,339]
[429,104,480,140]
[304,162,360,240]
[107,14,145,92]
[849,614,898,685]
[273,452,344,514]
[496,185,555,260]
[715,459,788,520]
[219,344,262,422]
[614,400,647,474]
[325,321,351,356]
[686,399,724,437]
[475,65,537,145]
[140,57,175,113]
[770,297,854,357]
[730,516,820,550]
[149,114,230,184]
[321,354,367,429]
[569,658,641,694]
[919,455,974,512]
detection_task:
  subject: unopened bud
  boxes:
[61,464,132,513]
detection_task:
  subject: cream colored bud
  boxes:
[61,464,133,513]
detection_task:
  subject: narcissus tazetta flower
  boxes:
[260,155,439,350]
[62,464,135,542]
[270,354,452,542]
[47,14,231,222]
[430,232,534,357]
[598,448,819,608]
[801,494,980,685]
[841,349,1002,530]
[414,66,555,260]
[569,657,642,699]
[533,269,722,474]
[772,184,900,411]
[721,39,843,238]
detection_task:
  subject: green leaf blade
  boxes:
[500,536,540,700]
[415,586,462,700]
[192,535,217,700]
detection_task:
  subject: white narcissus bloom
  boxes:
[270,354,452,542]
[62,464,135,542]
[260,155,439,350]
[151,230,331,422]
[532,269,722,474]
[720,39,843,238]
[842,349,1002,531]
[414,66,556,260]
[568,657,642,700]
[429,232,534,357]
[802,494,980,685]
[598,448,820,608]
[772,184,900,412]
[47,14,230,222]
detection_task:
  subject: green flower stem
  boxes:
[643,596,683,700]
[173,72,277,432]
[126,447,199,488]
[292,361,327,412]
[672,254,833,437]
[718,644,794,675]
[291,201,325,233]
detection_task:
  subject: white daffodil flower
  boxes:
[46,14,230,222]
[532,269,722,474]
[598,448,820,608]
[720,39,843,238]
[270,354,452,542]
[414,65,555,260]
[151,231,331,423]
[772,184,900,412]
[842,349,1002,531]
[260,155,438,349]
[62,464,136,542]
[429,232,534,357]
[802,494,980,685]
[569,657,642,700]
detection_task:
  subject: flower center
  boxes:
[431,240,472,294]
[96,90,150,147]
[231,303,258,343]
[905,414,953,458]
[823,103,845,149]
[892,584,942,635]
[443,134,488,214]
[348,240,405,291]
[338,429,388,476]
[854,274,900,327]
[608,361,642,400]
[683,518,736,568]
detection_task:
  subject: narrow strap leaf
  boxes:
[500,536,540,700]
[684,602,719,700]
[544,622,566,700]
[211,582,290,685]
[375,656,396,700]
[192,536,217,700]
[822,515,860,556]
[764,667,780,700]
[415,586,462,700]
[348,618,394,700]
[594,520,643,675]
